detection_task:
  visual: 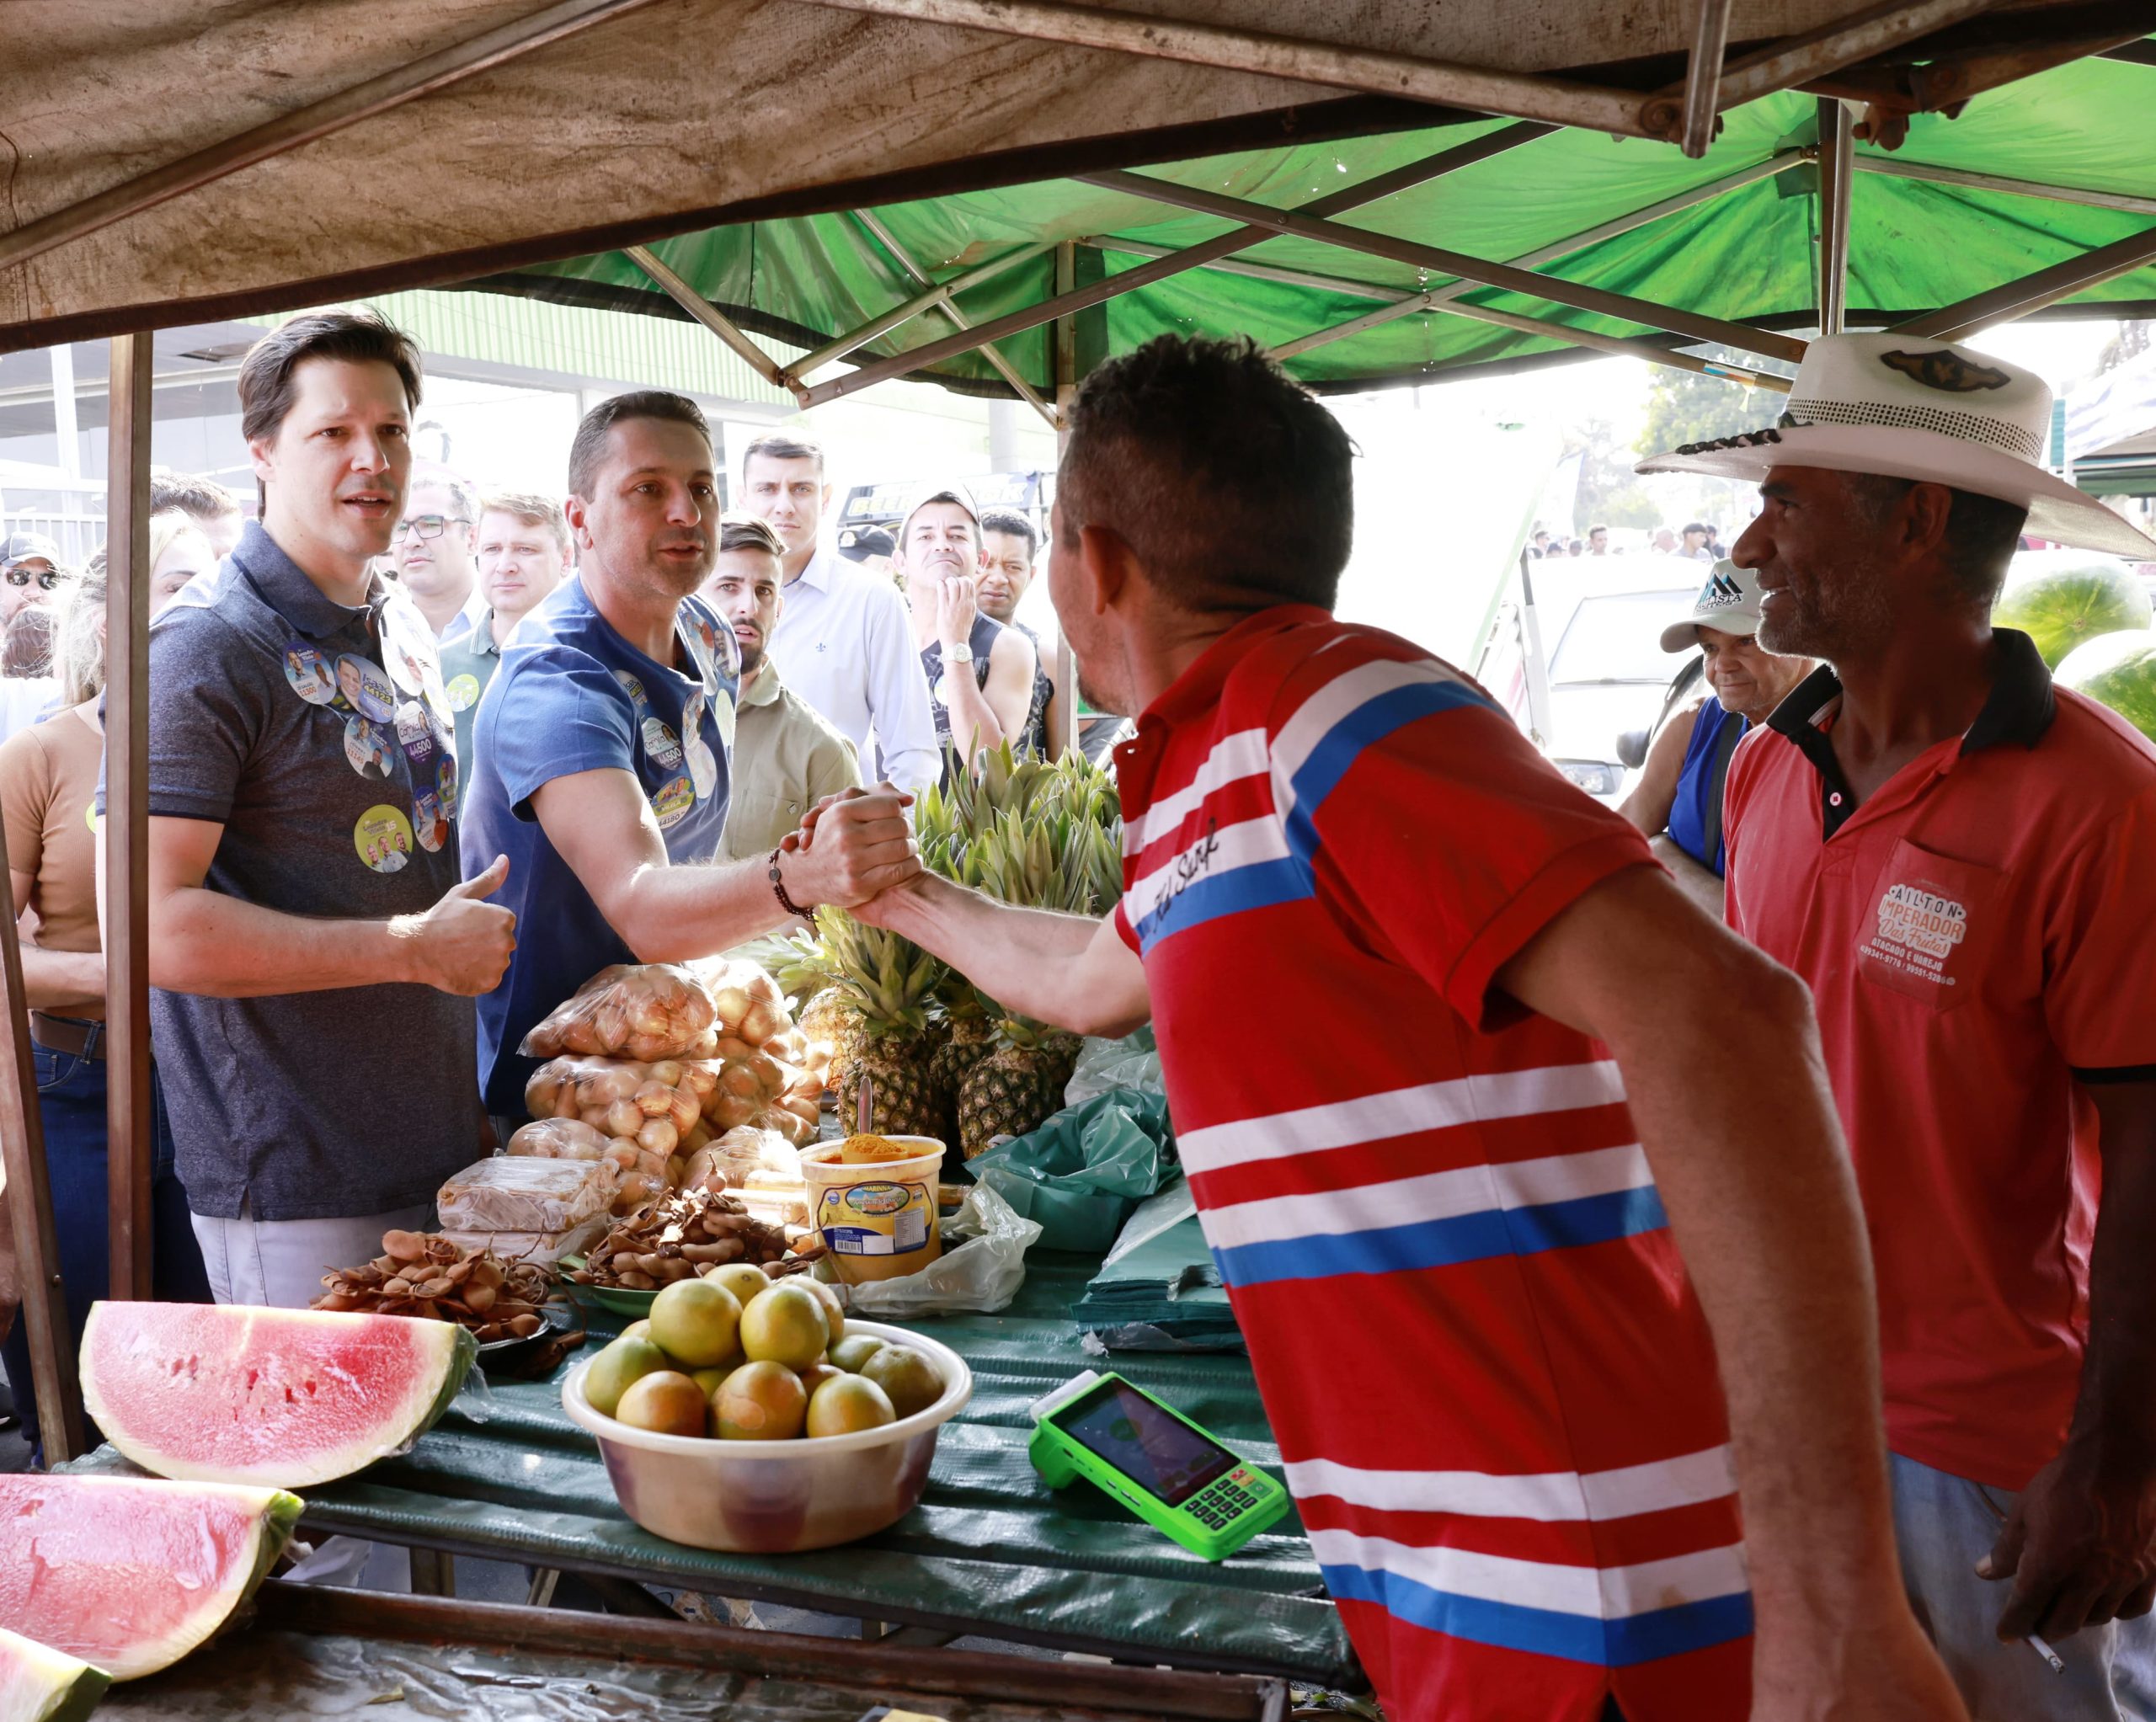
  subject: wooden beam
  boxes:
[1895,221,2156,339]
[851,211,1057,427]
[800,122,1551,407]
[0,0,666,276]
[1078,167,1810,364]
[105,335,155,1304]
[1817,99,1854,335]
[623,246,808,403]
[797,0,1674,139]
[1680,0,1736,158]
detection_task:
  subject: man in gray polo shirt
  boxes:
[143,312,516,1309]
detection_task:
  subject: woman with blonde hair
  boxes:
[0,525,211,1458]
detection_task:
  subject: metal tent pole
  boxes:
[106,334,155,1304]
[1850,156,2156,221]
[1895,222,2156,339]
[1817,99,1854,336]
[625,247,810,405]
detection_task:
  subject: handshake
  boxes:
[772,784,926,919]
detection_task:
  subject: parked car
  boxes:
[1476,551,1699,801]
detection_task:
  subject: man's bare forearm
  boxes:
[150,886,414,997]
[877,874,1143,1036]
[2066,1085,2156,1467]
[17,946,106,1011]
[602,857,788,965]
[1605,960,1903,1629]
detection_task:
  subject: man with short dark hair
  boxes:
[840,333,1960,1722]
[1588,523,1610,554]
[897,486,1035,771]
[392,467,480,642]
[149,470,245,560]
[1642,331,2156,1713]
[703,514,860,863]
[440,490,573,783]
[141,310,516,1309]
[1680,520,1713,562]
[739,430,939,796]
[978,504,1058,757]
[462,396,915,1125]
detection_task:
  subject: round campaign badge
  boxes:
[710,685,736,752]
[642,716,683,771]
[344,715,396,780]
[335,655,395,723]
[354,803,415,873]
[284,641,339,706]
[931,677,953,710]
[650,776,696,831]
[437,755,458,822]
[83,801,97,834]
[446,672,482,713]
[412,792,449,853]
[394,700,443,776]
[615,671,648,708]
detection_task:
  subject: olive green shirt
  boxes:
[715,662,862,862]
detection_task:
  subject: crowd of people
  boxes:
[0,307,2152,1722]
[1527,518,1727,561]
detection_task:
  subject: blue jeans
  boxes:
[1891,1451,2156,1720]
[2,1042,210,1458]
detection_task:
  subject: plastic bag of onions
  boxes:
[521,1054,724,1216]
[518,962,719,1061]
[692,956,804,1055]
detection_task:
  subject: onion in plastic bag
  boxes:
[518,962,718,1060]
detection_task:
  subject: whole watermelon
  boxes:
[1992,550,2152,669]
[2057,628,2156,743]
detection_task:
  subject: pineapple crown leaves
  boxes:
[786,908,942,1034]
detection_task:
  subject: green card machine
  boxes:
[1028,1370,1290,1560]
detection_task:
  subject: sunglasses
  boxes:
[390,515,472,543]
[3,567,61,590]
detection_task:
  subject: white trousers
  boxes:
[189,1202,432,1309]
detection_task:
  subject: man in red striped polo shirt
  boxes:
[842,336,1959,1721]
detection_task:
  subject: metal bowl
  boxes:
[561,1319,973,1553]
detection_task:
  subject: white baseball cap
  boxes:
[1660,558,1764,653]
[1636,332,2156,559]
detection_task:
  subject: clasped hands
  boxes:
[774,785,926,916]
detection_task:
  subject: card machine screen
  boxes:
[1054,1378,1236,1506]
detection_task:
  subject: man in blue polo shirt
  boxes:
[462,392,920,1123]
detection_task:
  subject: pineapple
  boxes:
[797,986,866,1072]
[788,909,947,1138]
[958,1018,1082,1158]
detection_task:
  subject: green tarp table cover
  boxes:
[83,1256,1354,1685]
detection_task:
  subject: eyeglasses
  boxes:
[390,515,472,542]
[3,567,61,590]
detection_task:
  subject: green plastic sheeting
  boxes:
[72,1256,1353,1686]
[969,1089,1176,1252]
[471,54,2156,398]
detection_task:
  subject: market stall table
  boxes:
[77,1253,1356,1687]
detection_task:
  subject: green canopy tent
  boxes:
[467,42,2156,413]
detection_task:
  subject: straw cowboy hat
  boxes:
[1636,332,2156,560]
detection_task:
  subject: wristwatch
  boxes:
[944,640,975,664]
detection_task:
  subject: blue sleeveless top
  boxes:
[1667,699,1747,877]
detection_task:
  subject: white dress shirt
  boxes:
[768,548,940,797]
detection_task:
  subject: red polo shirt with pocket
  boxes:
[1724,628,2156,1489]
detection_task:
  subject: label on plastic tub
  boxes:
[819,1180,932,1256]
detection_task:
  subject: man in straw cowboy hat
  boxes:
[1641,332,2156,1716]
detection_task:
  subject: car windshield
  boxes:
[1549,590,1695,685]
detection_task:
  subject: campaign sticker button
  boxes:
[395,700,440,773]
[437,755,458,822]
[285,641,339,706]
[344,715,396,779]
[446,672,482,712]
[642,716,683,770]
[354,802,414,873]
[650,775,695,830]
[336,654,395,723]
[412,791,449,853]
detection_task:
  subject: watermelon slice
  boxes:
[0,1474,299,1682]
[0,1625,110,1720]
[80,1301,475,1489]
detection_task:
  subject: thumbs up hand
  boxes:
[398,853,518,995]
